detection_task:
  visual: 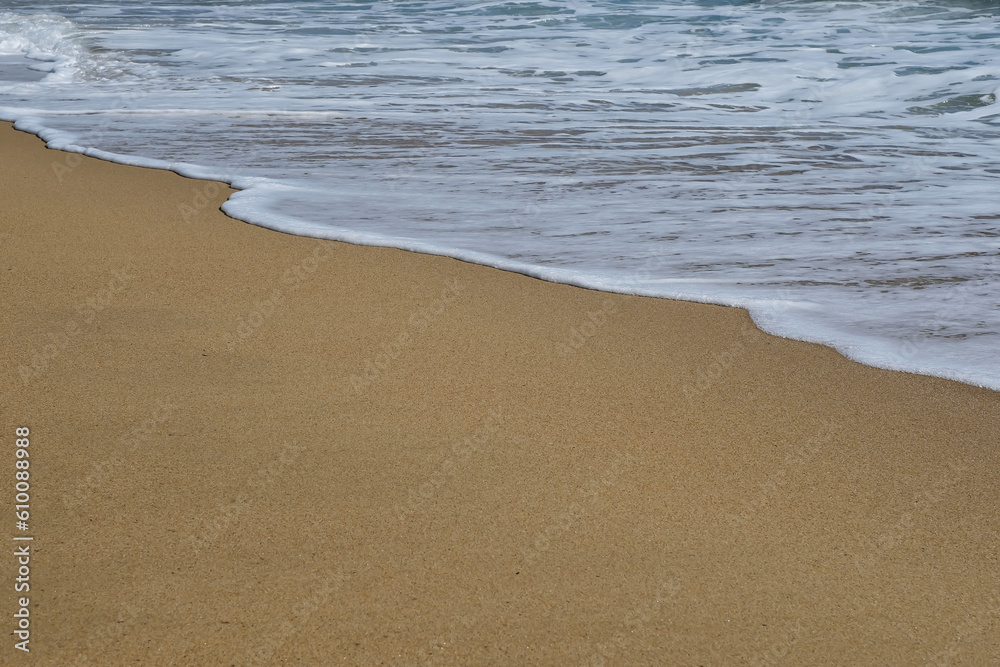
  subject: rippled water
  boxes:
[1,0,998,388]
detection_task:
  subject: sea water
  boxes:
[1,0,998,389]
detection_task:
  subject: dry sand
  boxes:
[2,121,998,664]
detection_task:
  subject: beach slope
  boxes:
[1,122,998,664]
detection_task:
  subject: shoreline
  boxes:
[2,121,999,663]
[9,116,997,395]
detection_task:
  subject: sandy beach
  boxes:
[2,121,998,664]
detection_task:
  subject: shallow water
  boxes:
[1,0,998,388]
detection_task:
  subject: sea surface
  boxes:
[1,0,998,389]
